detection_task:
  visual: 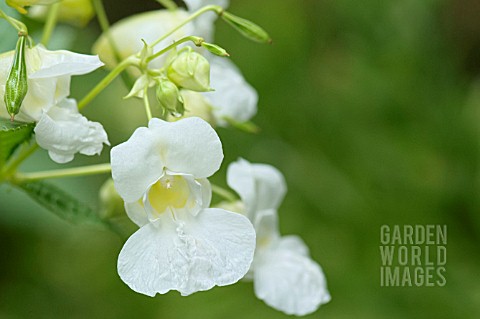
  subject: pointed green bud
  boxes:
[201,42,230,57]
[220,11,272,44]
[4,34,28,121]
[167,48,212,92]
[156,78,185,117]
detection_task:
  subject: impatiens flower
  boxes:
[34,98,109,163]
[0,44,103,122]
[202,55,257,126]
[227,158,331,316]
[0,44,107,163]
[110,117,256,296]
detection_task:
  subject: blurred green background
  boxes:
[1,0,480,318]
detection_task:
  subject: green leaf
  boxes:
[17,180,105,226]
[0,119,35,168]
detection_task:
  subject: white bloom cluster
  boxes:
[1,0,330,316]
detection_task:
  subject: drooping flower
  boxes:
[110,117,256,296]
[227,158,331,316]
[0,44,108,163]
[34,98,109,163]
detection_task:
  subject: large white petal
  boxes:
[253,240,331,316]
[29,45,104,79]
[117,208,255,296]
[110,126,164,203]
[204,56,258,126]
[148,117,223,178]
[34,99,109,163]
[227,158,287,215]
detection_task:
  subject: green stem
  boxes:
[211,184,237,202]
[1,142,38,180]
[0,8,28,33]
[41,2,60,46]
[143,87,153,121]
[92,0,134,88]
[150,5,222,48]
[78,56,138,110]
[146,36,203,63]
[15,163,111,182]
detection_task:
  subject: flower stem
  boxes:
[150,5,223,48]
[143,87,153,121]
[211,184,237,202]
[0,8,28,34]
[146,36,203,63]
[41,2,60,46]
[1,142,38,181]
[15,163,112,182]
[78,56,138,110]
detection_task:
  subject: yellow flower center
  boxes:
[148,175,190,215]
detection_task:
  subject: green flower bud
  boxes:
[156,78,185,117]
[167,48,212,92]
[167,90,215,125]
[201,42,230,57]
[4,34,28,121]
[221,11,272,44]
[98,178,126,220]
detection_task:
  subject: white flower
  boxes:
[0,44,103,122]
[111,117,256,296]
[227,158,331,316]
[0,44,107,163]
[34,98,109,164]
[203,55,257,126]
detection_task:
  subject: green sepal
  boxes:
[221,12,272,44]
[4,34,28,120]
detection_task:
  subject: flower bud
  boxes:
[167,48,212,92]
[201,42,230,57]
[156,78,185,117]
[28,0,95,27]
[98,178,126,220]
[6,0,58,14]
[221,11,272,44]
[4,34,28,121]
[167,90,215,125]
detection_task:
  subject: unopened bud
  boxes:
[167,48,211,92]
[6,0,58,14]
[221,11,271,44]
[4,34,28,121]
[167,90,215,124]
[201,42,230,57]
[156,78,185,117]
[99,178,126,220]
